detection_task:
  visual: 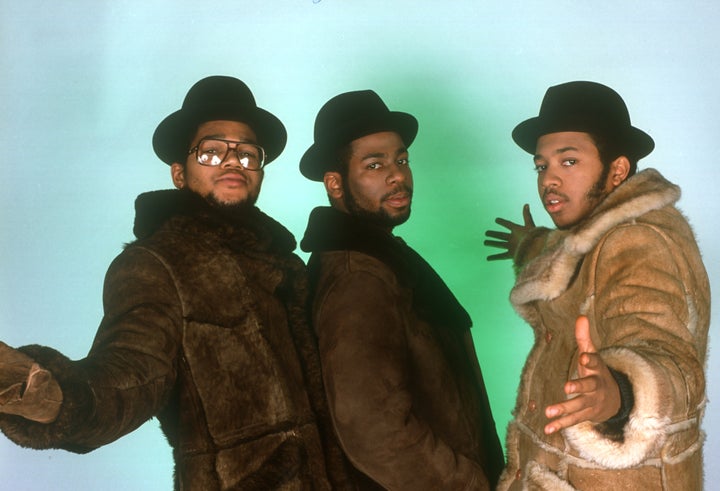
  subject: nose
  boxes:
[220,146,245,169]
[386,162,410,185]
[540,166,560,189]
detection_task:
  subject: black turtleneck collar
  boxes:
[301,206,472,331]
[132,189,297,254]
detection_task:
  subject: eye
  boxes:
[366,161,382,170]
[397,158,410,166]
[534,165,546,173]
[561,159,577,166]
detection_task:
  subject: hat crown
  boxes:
[182,76,257,110]
[313,90,390,140]
[538,81,631,130]
[511,80,654,160]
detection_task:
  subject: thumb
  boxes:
[575,315,596,354]
[522,204,535,227]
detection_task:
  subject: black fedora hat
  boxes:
[512,81,654,160]
[152,76,287,166]
[300,90,418,181]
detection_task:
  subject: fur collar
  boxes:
[131,189,297,254]
[511,168,680,307]
[301,206,472,331]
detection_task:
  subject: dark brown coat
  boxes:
[301,207,504,490]
[0,190,349,490]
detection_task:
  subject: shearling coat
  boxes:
[301,207,505,491]
[0,190,349,490]
[498,169,710,490]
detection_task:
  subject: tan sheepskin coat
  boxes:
[498,169,710,490]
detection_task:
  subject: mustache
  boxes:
[542,188,568,201]
[382,184,413,201]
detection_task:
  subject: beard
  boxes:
[586,162,612,203]
[342,182,413,229]
[203,191,258,217]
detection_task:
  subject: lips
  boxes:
[384,191,411,208]
[216,171,247,186]
[543,191,566,214]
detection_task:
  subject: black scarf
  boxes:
[300,206,472,331]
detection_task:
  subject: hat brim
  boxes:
[153,103,287,166]
[300,111,418,181]
[512,117,654,160]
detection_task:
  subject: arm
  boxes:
[560,224,708,465]
[0,247,183,452]
[543,316,622,435]
[315,264,489,491]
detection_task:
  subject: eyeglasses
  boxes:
[188,138,266,170]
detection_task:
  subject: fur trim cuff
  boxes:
[563,346,670,468]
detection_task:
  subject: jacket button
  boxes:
[545,331,553,343]
[528,400,537,412]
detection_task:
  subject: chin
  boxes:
[206,192,258,211]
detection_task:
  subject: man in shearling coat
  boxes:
[299,90,505,490]
[485,81,710,490]
[0,76,349,490]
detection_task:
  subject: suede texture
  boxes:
[301,207,505,490]
[0,190,350,490]
[497,169,710,490]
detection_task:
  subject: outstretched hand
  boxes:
[484,204,535,261]
[0,341,62,423]
[543,316,621,435]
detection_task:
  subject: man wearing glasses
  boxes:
[0,76,348,490]
[299,90,505,490]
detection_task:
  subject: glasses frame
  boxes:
[188,137,266,171]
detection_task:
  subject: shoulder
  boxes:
[312,249,399,285]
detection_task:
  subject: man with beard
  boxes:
[299,90,504,490]
[485,81,710,490]
[0,76,349,490]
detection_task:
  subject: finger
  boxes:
[575,315,596,354]
[522,204,535,227]
[484,230,510,241]
[486,252,511,261]
[577,352,602,371]
[545,397,587,419]
[483,239,509,249]
[494,218,519,230]
[545,407,594,434]
[564,375,598,395]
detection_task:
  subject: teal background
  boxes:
[1,1,718,488]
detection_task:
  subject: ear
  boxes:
[609,156,630,188]
[170,163,185,189]
[323,172,344,199]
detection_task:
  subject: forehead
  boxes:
[192,120,258,142]
[535,131,598,156]
[349,131,406,156]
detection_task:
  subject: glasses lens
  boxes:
[196,139,266,169]
[197,139,227,166]
[234,143,265,170]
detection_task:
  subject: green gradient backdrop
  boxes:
[1,1,718,489]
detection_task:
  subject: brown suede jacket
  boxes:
[301,207,504,490]
[0,190,349,490]
[498,169,711,490]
